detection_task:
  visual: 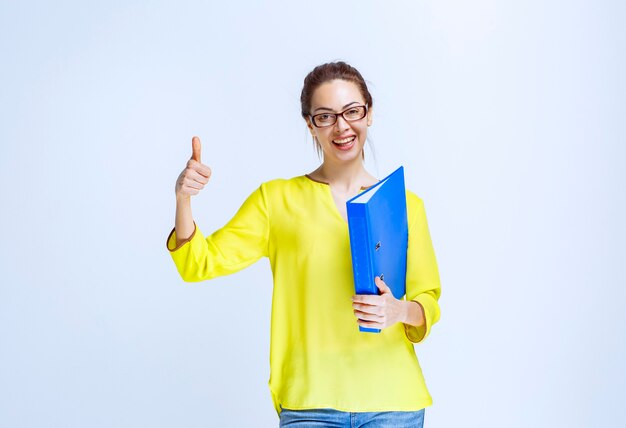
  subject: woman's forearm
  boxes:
[402,300,425,327]
[175,196,195,246]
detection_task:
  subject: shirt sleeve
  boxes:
[165,184,270,282]
[403,193,442,343]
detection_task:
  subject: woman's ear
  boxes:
[305,117,315,133]
[367,108,373,126]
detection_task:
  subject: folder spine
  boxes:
[347,203,381,333]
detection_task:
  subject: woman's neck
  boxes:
[312,157,377,194]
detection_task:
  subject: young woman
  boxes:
[167,61,441,428]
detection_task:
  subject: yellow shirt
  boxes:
[166,175,441,415]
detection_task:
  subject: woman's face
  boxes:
[306,79,373,163]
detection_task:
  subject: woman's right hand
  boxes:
[175,136,212,200]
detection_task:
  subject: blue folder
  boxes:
[346,166,408,333]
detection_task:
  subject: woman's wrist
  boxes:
[402,300,425,327]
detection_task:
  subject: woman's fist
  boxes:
[175,136,212,199]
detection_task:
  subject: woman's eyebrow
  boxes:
[313,101,359,113]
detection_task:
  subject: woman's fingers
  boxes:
[354,309,384,322]
[187,158,212,178]
[352,301,384,316]
[188,168,210,185]
[183,175,203,190]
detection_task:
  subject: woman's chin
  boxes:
[324,148,363,163]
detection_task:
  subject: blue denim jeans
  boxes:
[279,405,425,428]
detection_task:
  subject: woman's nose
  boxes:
[334,115,350,132]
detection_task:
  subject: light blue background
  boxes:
[1,1,624,427]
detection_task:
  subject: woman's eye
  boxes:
[319,114,332,121]
[344,109,362,119]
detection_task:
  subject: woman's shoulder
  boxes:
[255,175,314,196]
[259,175,308,188]
[405,188,424,206]
[258,177,284,188]
[405,188,428,228]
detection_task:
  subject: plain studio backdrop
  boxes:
[1,1,624,427]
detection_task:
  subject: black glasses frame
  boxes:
[309,104,368,128]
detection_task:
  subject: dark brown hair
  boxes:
[300,61,373,118]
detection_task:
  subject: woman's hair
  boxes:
[300,61,374,159]
[300,61,373,118]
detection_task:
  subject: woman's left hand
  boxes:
[352,276,405,330]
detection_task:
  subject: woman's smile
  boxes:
[332,135,357,150]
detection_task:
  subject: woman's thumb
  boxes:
[191,136,201,162]
[375,276,390,294]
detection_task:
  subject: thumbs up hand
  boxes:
[175,136,212,200]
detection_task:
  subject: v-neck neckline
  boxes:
[303,174,377,191]
[302,174,379,224]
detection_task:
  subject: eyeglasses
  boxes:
[309,104,368,128]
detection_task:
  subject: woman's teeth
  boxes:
[333,136,356,145]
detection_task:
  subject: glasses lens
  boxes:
[314,113,336,127]
[344,106,366,121]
